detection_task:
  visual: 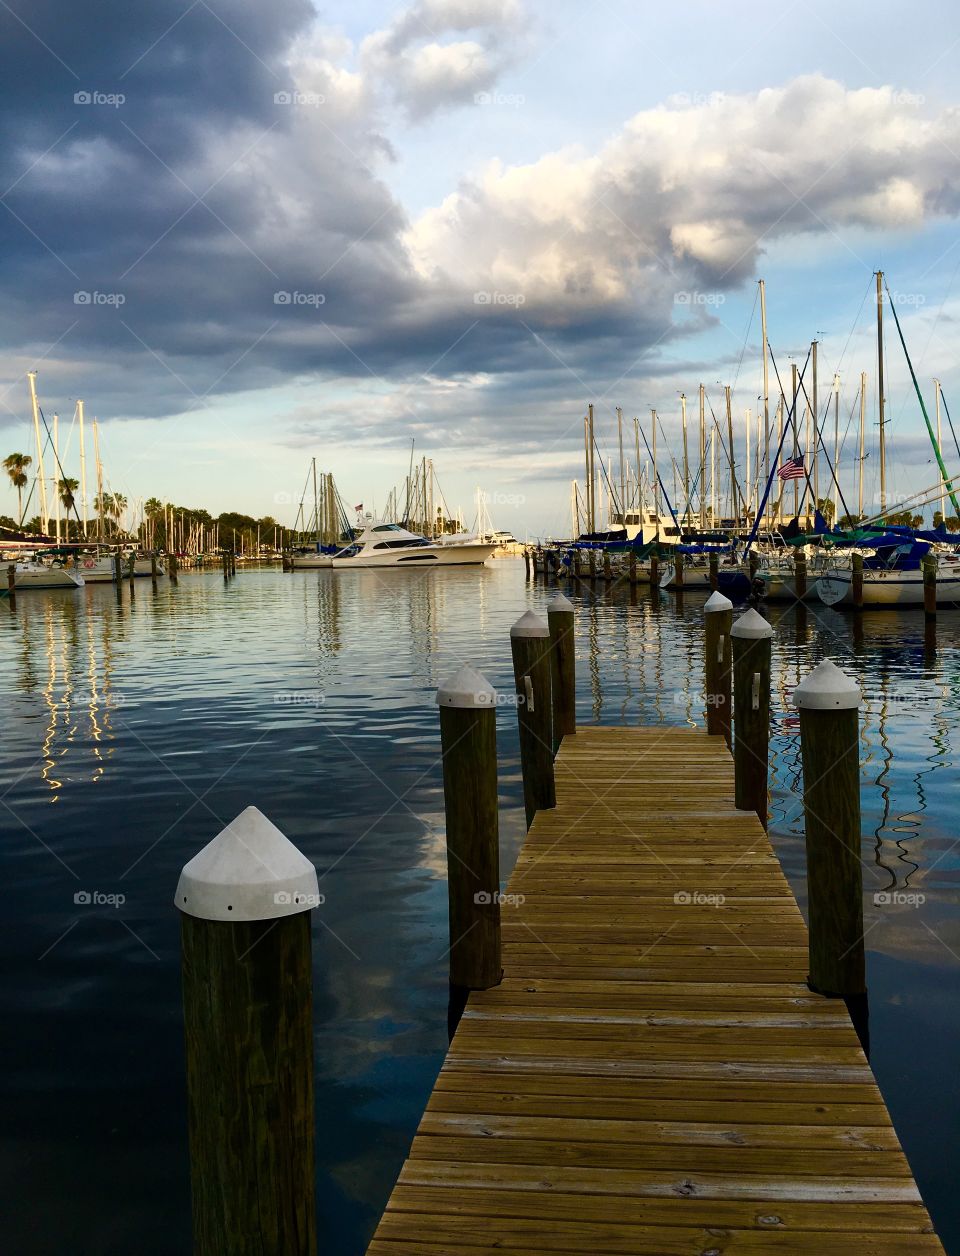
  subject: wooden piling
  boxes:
[510,611,556,828]
[437,667,502,990]
[176,807,318,1256]
[649,552,659,589]
[547,593,576,750]
[923,553,937,619]
[851,552,863,609]
[748,551,758,581]
[731,608,773,827]
[114,551,123,584]
[708,552,719,591]
[6,564,16,610]
[572,550,582,580]
[703,591,733,747]
[588,551,597,582]
[793,661,866,997]
[602,552,611,581]
[674,551,684,589]
[150,553,158,585]
[523,549,531,579]
[628,550,637,585]
[794,552,807,599]
[169,551,178,584]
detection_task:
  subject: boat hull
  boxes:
[816,564,960,607]
[14,565,84,589]
[332,543,496,569]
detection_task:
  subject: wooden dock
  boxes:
[367,725,944,1254]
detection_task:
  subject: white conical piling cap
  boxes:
[704,591,733,613]
[547,592,574,613]
[175,806,320,921]
[436,664,496,709]
[510,610,549,638]
[793,659,861,710]
[731,608,774,639]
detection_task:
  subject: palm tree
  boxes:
[3,452,32,525]
[111,492,128,534]
[58,477,79,540]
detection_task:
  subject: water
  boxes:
[2,563,959,1254]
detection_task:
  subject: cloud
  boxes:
[360,0,527,120]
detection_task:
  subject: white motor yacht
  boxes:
[332,523,496,568]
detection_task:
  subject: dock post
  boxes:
[169,552,178,584]
[794,552,807,600]
[649,552,658,589]
[588,551,597,582]
[437,666,502,990]
[923,554,937,620]
[851,553,863,609]
[6,564,16,610]
[793,661,866,997]
[127,552,136,593]
[510,611,556,827]
[150,553,158,586]
[708,552,719,591]
[572,550,582,580]
[602,552,611,581]
[628,551,637,585]
[748,551,758,581]
[523,549,531,579]
[547,593,576,750]
[704,591,733,747]
[176,807,319,1256]
[113,551,123,584]
[674,551,684,589]
[731,608,774,827]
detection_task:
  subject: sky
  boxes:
[2,0,960,538]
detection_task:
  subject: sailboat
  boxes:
[815,273,960,607]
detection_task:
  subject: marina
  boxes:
[5,6,960,1250]
[3,560,959,1253]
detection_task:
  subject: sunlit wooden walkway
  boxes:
[367,726,944,1253]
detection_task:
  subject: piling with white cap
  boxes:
[176,806,319,1254]
[436,665,502,991]
[731,608,774,826]
[703,591,733,746]
[510,610,556,827]
[547,593,576,749]
[794,660,865,997]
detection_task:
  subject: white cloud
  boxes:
[405,75,960,322]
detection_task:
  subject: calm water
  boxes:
[2,562,959,1254]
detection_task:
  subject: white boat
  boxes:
[816,550,960,607]
[330,523,496,568]
[13,560,84,590]
[71,550,165,582]
[290,548,334,570]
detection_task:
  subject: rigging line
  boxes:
[936,387,960,465]
[730,282,760,399]
[830,272,874,379]
[741,346,811,552]
[794,370,854,524]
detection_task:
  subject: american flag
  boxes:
[777,456,805,481]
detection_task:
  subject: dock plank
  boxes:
[365,727,945,1252]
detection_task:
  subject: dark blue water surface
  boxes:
[2,562,958,1254]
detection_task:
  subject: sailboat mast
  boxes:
[759,279,770,492]
[311,457,318,540]
[725,386,735,525]
[698,384,706,529]
[935,379,945,521]
[582,415,590,535]
[28,371,49,534]
[587,404,596,532]
[876,271,887,515]
[833,375,840,524]
[53,413,61,543]
[77,400,88,539]
[811,340,819,512]
[745,408,751,521]
[616,406,625,522]
[651,409,659,539]
[791,363,799,519]
[680,393,689,529]
[858,372,866,520]
[633,417,642,517]
[93,419,104,542]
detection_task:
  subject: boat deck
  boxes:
[366,725,943,1254]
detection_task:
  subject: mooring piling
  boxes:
[708,552,719,591]
[703,590,733,746]
[169,551,178,584]
[175,806,319,1256]
[923,553,937,620]
[794,551,807,600]
[794,660,866,998]
[731,608,773,826]
[510,610,556,827]
[6,564,16,610]
[851,552,864,609]
[437,666,502,991]
[546,593,576,750]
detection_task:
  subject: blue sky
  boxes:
[2,0,959,537]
